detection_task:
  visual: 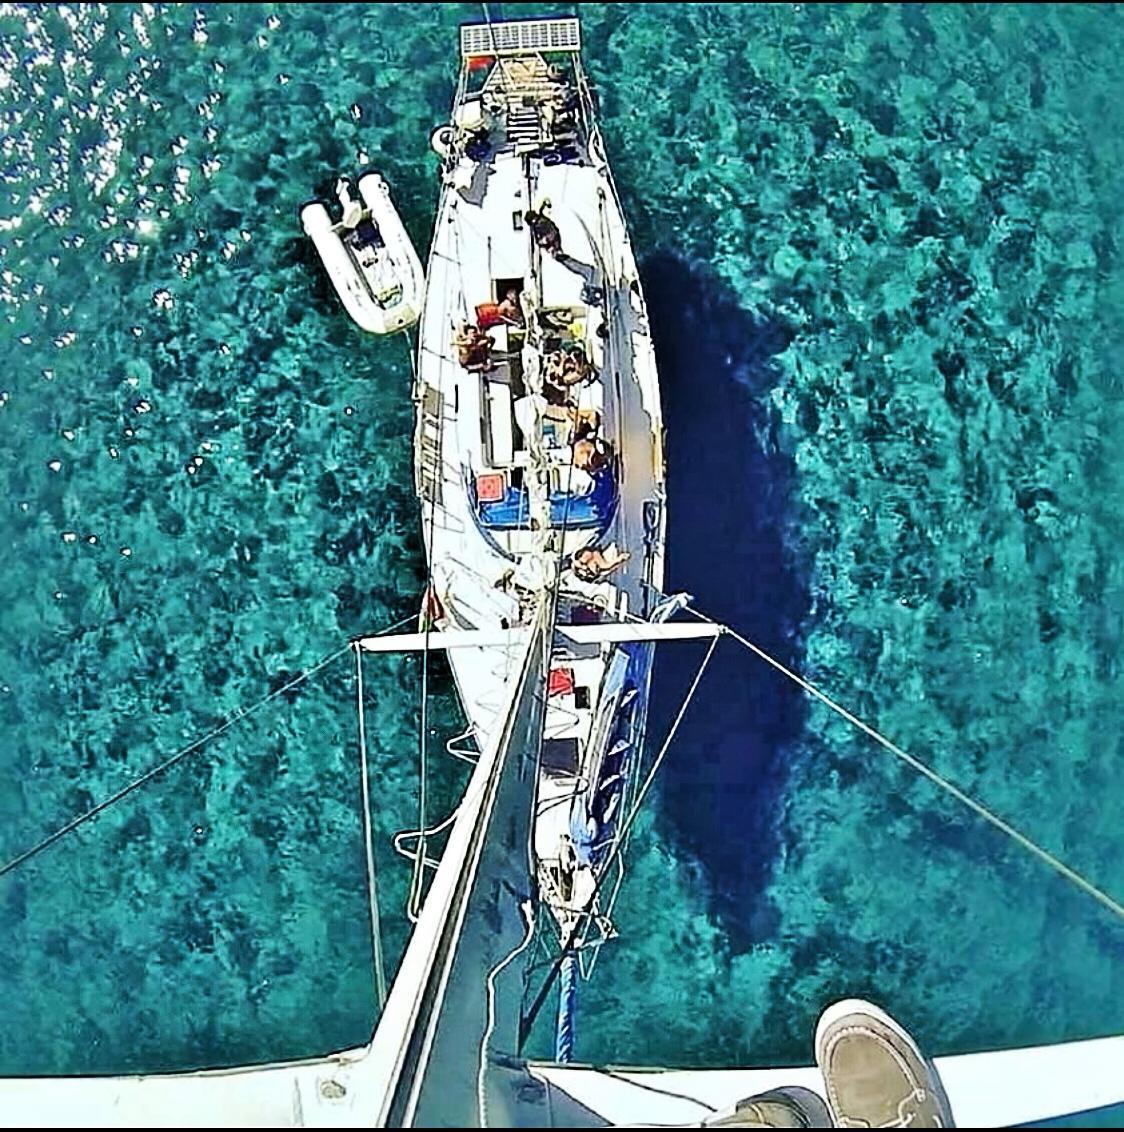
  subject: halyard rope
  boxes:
[354,641,388,1009]
[0,646,349,878]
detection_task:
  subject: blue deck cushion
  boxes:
[472,463,618,533]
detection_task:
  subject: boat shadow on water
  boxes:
[642,252,808,951]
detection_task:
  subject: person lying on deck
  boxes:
[453,323,495,373]
[545,350,581,387]
[475,289,524,331]
[556,434,606,497]
[544,347,594,405]
[572,544,630,583]
[573,436,609,473]
[563,345,592,383]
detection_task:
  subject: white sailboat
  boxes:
[0,16,1121,1128]
[405,14,669,966]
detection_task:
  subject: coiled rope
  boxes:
[403,321,435,925]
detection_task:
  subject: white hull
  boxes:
[301,173,423,334]
[416,153,666,742]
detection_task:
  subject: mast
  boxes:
[363,592,556,1127]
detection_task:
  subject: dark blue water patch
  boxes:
[640,252,808,951]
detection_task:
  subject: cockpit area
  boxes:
[458,281,619,551]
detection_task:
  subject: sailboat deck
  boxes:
[415,131,666,752]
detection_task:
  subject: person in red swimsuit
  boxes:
[475,288,524,331]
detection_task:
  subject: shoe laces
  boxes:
[837,1088,944,1129]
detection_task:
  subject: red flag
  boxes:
[467,55,495,72]
[420,585,445,630]
[548,667,576,697]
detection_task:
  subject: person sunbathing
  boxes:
[453,323,494,372]
[544,349,570,386]
[562,345,592,383]
[572,544,630,583]
[544,347,592,404]
[573,436,608,472]
[475,289,524,331]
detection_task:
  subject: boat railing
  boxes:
[574,63,600,142]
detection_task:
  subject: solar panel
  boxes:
[460,18,581,59]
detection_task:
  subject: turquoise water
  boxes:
[1,0,1123,1105]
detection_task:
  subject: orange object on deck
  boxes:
[475,472,506,503]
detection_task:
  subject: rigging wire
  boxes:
[600,632,720,883]
[584,1067,719,1115]
[0,613,418,885]
[480,1,515,95]
[681,608,1124,924]
[0,633,382,881]
[408,320,438,924]
[411,620,431,921]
